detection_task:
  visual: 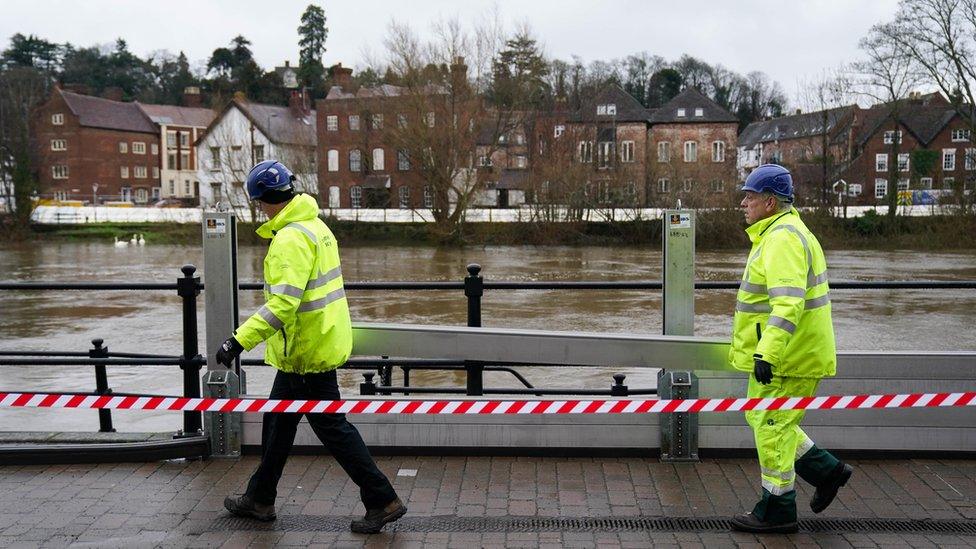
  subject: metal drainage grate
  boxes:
[209,515,976,535]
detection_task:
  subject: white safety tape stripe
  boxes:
[1,392,974,414]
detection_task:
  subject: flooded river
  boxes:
[1,241,975,432]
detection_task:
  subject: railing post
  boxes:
[89,338,115,433]
[464,263,484,396]
[379,356,392,396]
[611,373,628,397]
[177,264,203,436]
[360,373,377,396]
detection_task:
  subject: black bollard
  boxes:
[89,338,115,433]
[611,374,629,397]
[176,264,203,436]
[464,263,484,396]
[360,372,377,396]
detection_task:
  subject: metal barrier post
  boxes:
[89,338,115,433]
[464,263,484,396]
[177,264,203,436]
[660,209,699,462]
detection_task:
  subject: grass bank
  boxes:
[20,211,976,250]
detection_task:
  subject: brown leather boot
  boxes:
[350,497,407,534]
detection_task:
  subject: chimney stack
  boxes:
[101,86,124,102]
[182,86,202,108]
[330,63,353,89]
[289,89,311,115]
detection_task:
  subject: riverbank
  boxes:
[19,210,976,250]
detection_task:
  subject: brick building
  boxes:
[737,105,858,205]
[33,87,160,204]
[647,88,740,207]
[839,93,974,205]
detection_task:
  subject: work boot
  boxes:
[350,497,407,534]
[730,512,799,534]
[223,494,276,522]
[811,462,853,513]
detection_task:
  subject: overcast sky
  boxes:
[3,0,900,105]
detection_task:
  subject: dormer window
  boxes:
[694,108,704,117]
[677,108,686,118]
[596,104,617,116]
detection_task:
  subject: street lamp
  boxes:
[92,182,99,206]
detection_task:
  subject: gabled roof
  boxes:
[649,88,738,124]
[236,99,317,146]
[58,89,157,134]
[568,85,651,123]
[856,102,961,147]
[738,105,856,149]
[137,103,216,129]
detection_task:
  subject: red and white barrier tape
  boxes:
[0,391,973,415]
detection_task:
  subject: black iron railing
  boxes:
[2,262,975,434]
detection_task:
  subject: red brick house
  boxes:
[839,93,974,205]
[33,87,160,204]
[647,88,740,207]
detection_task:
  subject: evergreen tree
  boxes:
[297,4,328,93]
[491,30,550,108]
[646,68,682,107]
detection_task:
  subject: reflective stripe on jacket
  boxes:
[234,193,352,373]
[729,207,836,378]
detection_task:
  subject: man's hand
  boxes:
[753,357,774,385]
[216,337,244,367]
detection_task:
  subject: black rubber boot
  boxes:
[732,489,798,533]
[811,462,853,513]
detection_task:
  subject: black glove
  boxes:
[753,356,774,385]
[216,336,243,367]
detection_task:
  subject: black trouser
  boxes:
[245,369,397,509]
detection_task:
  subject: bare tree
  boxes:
[888,0,976,211]
[852,22,924,222]
[795,70,856,211]
[0,67,49,223]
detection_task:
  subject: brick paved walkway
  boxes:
[0,456,973,548]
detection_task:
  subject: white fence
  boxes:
[30,204,957,225]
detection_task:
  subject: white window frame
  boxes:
[875,178,887,198]
[897,178,909,191]
[350,185,362,208]
[119,142,128,154]
[372,148,385,171]
[683,141,697,162]
[398,186,410,208]
[326,115,338,131]
[875,153,888,172]
[425,112,435,128]
[943,148,956,171]
[966,148,976,171]
[598,141,614,168]
[620,141,635,163]
[710,180,724,193]
[209,147,220,170]
[897,153,909,172]
[676,108,686,118]
[349,149,362,172]
[135,188,148,204]
[951,129,971,142]
[682,179,693,192]
[712,141,725,162]
[151,143,158,155]
[179,132,189,147]
[919,177,933,190]
[943,176,955,190]
[50,139,66,151]
[398,150,411,171]
[132,142,146,155]
[152,166,159,179]
[167,130,177,148]
[348,115,360,131]
[883,130,902,144]
[694,108,704,117]
[657,142,670,162]
[578,141,593,163]
[328,185,340,208]
[327,149,339,172]
[515,155,527,169]
[120,166,129,179]
[371,114,383,129]
[657,178,670,193]
[554,125,565,138]
[51,113,64,125]
[848,183,862,196]
[134,166,147,179]
[423,185,434,208]
[51,165,69,179]
[397,114,408,129]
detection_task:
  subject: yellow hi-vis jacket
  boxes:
[729,208,836,379]
[234,193,352,374]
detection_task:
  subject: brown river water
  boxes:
[1,242,975,432]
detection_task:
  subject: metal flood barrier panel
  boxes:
[239,324,976,454]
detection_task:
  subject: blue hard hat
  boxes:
[741,164,794,202]
[245,160,295,201]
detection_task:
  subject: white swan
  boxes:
[113,236,128,247]
[129,234,138,245]
[137,234,145,246]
